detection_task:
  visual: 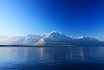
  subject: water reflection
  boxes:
[38,47,103,63]
[39,47,104,65]
[0,47,104,70]
[80,47,84,61]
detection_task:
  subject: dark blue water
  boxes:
[0,46,104,70]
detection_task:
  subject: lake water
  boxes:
[0,46,104,70]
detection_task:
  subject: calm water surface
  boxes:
[0,46,104,70]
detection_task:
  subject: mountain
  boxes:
[10,34,43,45]
[10,36,25,45]
[0,36,10,45]
[0,31,104,45]
[76,36,101,44]
[0,36,25,45]
[23,34,42,45]
[35,31,103,45]
[35,31,72,45]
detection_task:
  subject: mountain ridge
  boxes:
[0,31,104,45]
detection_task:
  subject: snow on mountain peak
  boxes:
[47,31,65,38]
[77,36,98,41]
[49,31,63,35]
[78,36,86,39]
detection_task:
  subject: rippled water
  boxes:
[0,46,104,70]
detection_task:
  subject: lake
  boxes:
[0,46,104,70]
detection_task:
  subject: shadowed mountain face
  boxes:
[0,31,104,45]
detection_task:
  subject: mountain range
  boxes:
[0,31,104,45]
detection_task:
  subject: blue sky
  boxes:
[0,0,104,40]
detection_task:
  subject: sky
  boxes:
[0,0,104,40]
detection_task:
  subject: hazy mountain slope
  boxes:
[23,34,42,45]
[10,37,25,45]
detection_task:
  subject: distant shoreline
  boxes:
[0,44,104,47]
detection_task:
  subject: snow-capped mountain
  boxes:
[35,31,69,45]
[0,31,103,45]
[36,31,72,45]
[75,36,101,44]
[35,31,101,45]
[77,36,98,41]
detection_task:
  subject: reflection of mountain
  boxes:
[38,47,85,62]
[0,31,104,45]
[1,47,104,69]
[38,47,104,62]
